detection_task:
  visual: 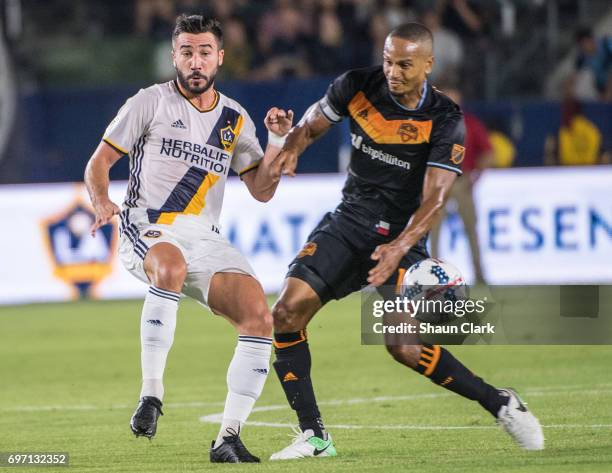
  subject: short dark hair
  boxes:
[575,26,593,42]
[388,23,433,47]
[173,14,223,47]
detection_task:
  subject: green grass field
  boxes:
[1,295,611,472]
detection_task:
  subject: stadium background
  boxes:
[0,1,611,472]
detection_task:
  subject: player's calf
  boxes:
[272,298,311,333]
[235,305,273,338]
[385,343,422,369]
[388,342,509,417]
[207,273,273,457]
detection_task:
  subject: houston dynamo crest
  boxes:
[41,199,117,298]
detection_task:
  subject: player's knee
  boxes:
[272,298,306,332]
[152,261,187,291]
[239,305,273,337]
[386,344,422,369]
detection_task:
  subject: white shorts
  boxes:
[118,213,256,308]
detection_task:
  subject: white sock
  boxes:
[214,336,272,447]
[139,286,179,401]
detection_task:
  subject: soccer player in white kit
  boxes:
[84,15,294,463]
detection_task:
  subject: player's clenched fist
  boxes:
[90,198,120,236]
[264,107,294,137]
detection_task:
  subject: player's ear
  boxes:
[218,48,224,66]
[425,55,434,75]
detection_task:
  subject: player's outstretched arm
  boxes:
[241,107,294,202]
[368,167,458,286]
[84,141,124,236]
[277,99,335,177]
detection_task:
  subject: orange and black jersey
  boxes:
[320,66,465,227]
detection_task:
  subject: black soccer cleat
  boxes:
[130,396,163,439]
[209,428,260,463]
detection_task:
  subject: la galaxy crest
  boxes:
[41,198,117,298]
[220,124,237,151]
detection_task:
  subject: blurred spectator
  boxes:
[382,0,417,29]
[135,0,175,40]
[545,79,604,166]
[436,0,485,39]
[308,3,347,74]
[368,13,390,66]
[219,16,252,80]
[574,28,612,101]
[134,0,176,80]
[421,8,463,84]
[175,0,203,16]
[430,85,493,284]
[252,3,312,79]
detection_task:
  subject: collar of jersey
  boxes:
[388,79,428,112]
[174,80,219,113]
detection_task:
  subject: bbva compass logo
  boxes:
[41,198,117,298]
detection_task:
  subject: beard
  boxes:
[176,67,217,95]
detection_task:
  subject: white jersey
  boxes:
[103,80,263,234]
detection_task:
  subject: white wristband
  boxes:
[267,131,287,148]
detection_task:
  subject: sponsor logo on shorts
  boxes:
[297,242,317,258]
[451,143,466,164]
[144,230,162,238]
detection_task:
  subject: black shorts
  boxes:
[287,211,429,305]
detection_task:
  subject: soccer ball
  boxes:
[401,258,467,324]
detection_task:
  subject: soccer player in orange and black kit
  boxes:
[268,24,544,460]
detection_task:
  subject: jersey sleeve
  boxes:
[427,109,466,175]
[231,110,264,178]
[319,70,360,123]
[103,89,157,154]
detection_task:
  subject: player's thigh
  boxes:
[119,226,187,291]
[273,276,323,332]
[144,242,188,291]
[288,214,362,304]
[182,237,267,325]
[208,272,272,336]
